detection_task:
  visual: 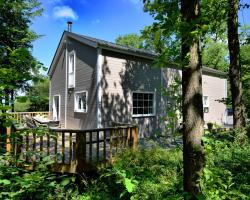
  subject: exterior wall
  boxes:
[161,69,227,127]
[50,49,66,127]
[50,39,227,135]
[65,38,97,129]
[202,75,227,125]
[101,50,162,137]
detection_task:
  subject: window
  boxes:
[52,95,60,120]
[68,51,75,88]
[74,91,87,113]
[132,92,155,117]
[203,96,209,113]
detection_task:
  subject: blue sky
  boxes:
[31,0,153,72]
[31,0,250,74]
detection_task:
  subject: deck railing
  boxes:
[10,111,50,124]
[10,125,138,173]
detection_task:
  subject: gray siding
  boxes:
[50,49,66,127]
[50,39,227,136]
[66,38,97,129]
[101,50,162,137]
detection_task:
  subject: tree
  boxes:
[115,33,144,49]
[0,0,43,148]
[26,76,49,111]
[240,27,250,119]
[143,0,205,197]
[180,0,205,197]
[227,0,246,127]
[202,37,228,71]
[0,0,43,111]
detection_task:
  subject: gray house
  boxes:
[48,31,228,137]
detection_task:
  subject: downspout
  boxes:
[64,40,68,128]
[96,48,103,128]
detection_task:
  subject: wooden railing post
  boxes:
[131,126,138,149]
[6,126,11,153]
[75,132,87,171]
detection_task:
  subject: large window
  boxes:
[74,91,87,113]
[203,96,209,113]
[68,51,75,88]
[132,92,155,117]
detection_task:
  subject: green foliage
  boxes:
[14,98,31,112]
[202,37,228,71]
[78,128,250,200]
[161,76,182,138]
[26,76,49,111]
[0,0,44,111]
[115,34,145,49]
[80,147,183,200]
[241,42,250,118]
[0,153,77,200]
[201,130,250,199]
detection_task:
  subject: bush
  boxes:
[0,153,77,199]
[201,131,250,199]
[80,147,183,200]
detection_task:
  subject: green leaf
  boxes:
[0,179,11,185]
[124,178,135,193]
[60,178,71,186]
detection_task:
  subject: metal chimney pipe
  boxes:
[67,21,72,32]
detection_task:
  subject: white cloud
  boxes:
[53,6,78,20]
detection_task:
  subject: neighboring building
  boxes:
[48,31,228,137]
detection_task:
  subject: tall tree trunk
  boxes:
[227,0,246,128]
[181,0,205,198]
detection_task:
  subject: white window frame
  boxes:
[74,91,88,113]
[68,51,76,88]
[203,96,209,113]
[132,91,156,117]
[52,95,61,121]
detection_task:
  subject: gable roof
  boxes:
[48,31,227,77]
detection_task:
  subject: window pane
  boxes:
[138,108,143,114]
[69,54,74,73]
[133,107,137,115]
[143,107,149,114]
[148,100,153,107]
[144,93,149,100]
[133,93,138,99]
[138,93,143,99]
[149,107,153,114]
[144,100,149,107]
[138,100,143,107]
[149,93,153,100]
[133,100,138,107]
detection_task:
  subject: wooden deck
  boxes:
[7,112,138,173]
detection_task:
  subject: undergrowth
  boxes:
[0,127,250,199]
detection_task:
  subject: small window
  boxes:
[132,92,155,117]
[74,91,87,113]
[68,51,75,88]
[203,96,209,113]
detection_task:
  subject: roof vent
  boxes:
[67,21,72,32]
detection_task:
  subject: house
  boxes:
[48,30,228,137]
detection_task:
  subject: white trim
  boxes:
[65,41,68,128]
[53,95,61,121]
[49,79,52,114]
[132,91,156,117]
[68,50,76,88]
[96,48,103,128]
[74,90,88,113]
